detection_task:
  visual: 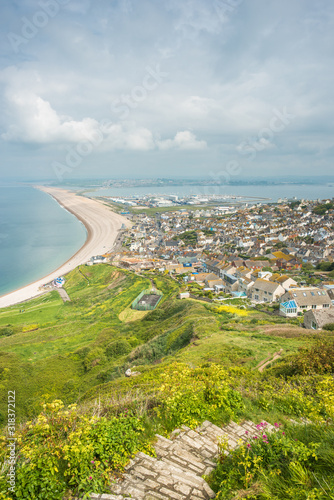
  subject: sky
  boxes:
[0,0,333,182]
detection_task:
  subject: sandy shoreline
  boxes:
[0,187,131,309]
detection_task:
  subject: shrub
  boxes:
[214,305,249,317]
[166,324,193,352]
[83,347,106,372]
[105,340,132,358]
[0,400,152,500]
[323,323,334,332]
[279,339,334,376]
[0,327,14,337]
[157,363,244,429]
[209,423,322,500]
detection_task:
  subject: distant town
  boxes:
[94,195,334,330]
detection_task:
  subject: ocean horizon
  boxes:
[85,183,334,201]
[0,186,87,297]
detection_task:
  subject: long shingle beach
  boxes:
[0,187,131,309]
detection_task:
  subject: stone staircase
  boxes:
[89,420,275,500]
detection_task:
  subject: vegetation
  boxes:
[173,230,198,246]
[209,423,334,499]
[312,201,334,215]
[0,265,334,498]
[288,200,301,209]
[316,261,334,272]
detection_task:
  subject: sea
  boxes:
[0,186,87,297]
[85,183,334,201]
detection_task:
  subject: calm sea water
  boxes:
[0,186,87,297]
[86,184,334,201]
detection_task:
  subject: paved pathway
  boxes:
[54,287,71,303]
[88,419,275,500]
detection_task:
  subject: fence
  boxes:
[131,289,163,311]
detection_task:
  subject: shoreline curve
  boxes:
[0,187,131,309]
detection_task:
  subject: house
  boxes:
[189,273,219,285]
[238,277,254,297]
[164,240,179,249]
[251,279,285,303]
[323,285,334,305]
[244,260,270,270]
[205,278,225,289]
[87,255,108,265]
[204,259,224,275]
[222,273,239,294]
[280,287,332,317]
[304,308,334,329]
[270,274,297,290]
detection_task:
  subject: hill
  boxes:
[0,265,334,499]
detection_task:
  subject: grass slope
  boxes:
[0,265,320,422]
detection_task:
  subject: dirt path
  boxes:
[257,349,283,372]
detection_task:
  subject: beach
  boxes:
[0,187,131,309]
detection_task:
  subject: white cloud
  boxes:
[2,91,209,153]
[157,130,207,150]
[100,122,155,151]
[1,91,156,151]
[2,91,100,144]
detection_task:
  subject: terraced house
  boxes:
[250,278,285,303]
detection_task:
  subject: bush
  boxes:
[157,363,244,429]
[323,323,334,332]
[0,400,152,500]
[106,339,132,358]
[281,339,334,375]
[0,327,14,337]
[209,423,327,500]
[83,347,106,372]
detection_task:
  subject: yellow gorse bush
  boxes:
[317,376,334,421]
[214,305,249,317]
[157,363,244,429]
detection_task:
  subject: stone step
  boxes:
[154,435,214,476]
[89,419,277,500]
[170,425,220,462]
[196,420,239,450]
[110,452,215,500]
[240,420,260,435]
[223,421,250,442]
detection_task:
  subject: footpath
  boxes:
[87,419,275,500]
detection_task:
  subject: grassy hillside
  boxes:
[0,264,309,421]
[0,265,333,499]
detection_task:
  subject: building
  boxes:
[251,278,285,303]
[304,308,334,329]
[280,287,332,317]
[87,255,108,265]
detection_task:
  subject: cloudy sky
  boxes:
[0,0,333,181]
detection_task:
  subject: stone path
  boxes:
[89,419,275,500]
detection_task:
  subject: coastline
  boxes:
[0,187,131,309]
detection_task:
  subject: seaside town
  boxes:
[86,195,334,330]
